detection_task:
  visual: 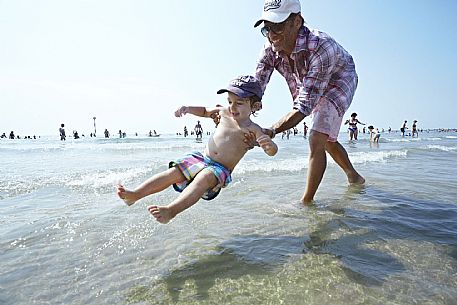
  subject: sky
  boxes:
[1,0,457,137]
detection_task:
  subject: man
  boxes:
[59,123,66,141]
[400,120,408,137]
[194,120,203,139]
[253,0,365,203]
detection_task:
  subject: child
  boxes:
[116,75,278,224]
[368,125,381,143]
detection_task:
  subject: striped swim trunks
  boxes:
[169,152,232,200]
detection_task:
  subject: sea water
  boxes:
[1,131,456,305]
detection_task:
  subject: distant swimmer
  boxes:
[116,75,277,224]
[412,120,419,137]
[194,120,203,139]
[400,120,408,137]
[344,112,365,140]
[59,124,66,141]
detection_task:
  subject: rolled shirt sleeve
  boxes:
[255,44,275,97]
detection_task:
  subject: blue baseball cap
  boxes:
[217,75,263,99]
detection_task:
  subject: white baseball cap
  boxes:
[254,0,301,28]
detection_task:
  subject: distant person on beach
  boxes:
[59,124,66,141]
[73,130,80,139]
[412,120,418,137]
[303,122,308,138]
[194,120,203,139]
[116,75,278,224]
[248,0,365,203]
[344,113,365,141]
[104,129,110,138]
[1,132,6,138]
[9,131,15,139]
[400,120,408,137]
[368,125,380,143]
[184,126,188,137]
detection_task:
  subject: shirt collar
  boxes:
[292,25,309,54]
[274,25,309,60]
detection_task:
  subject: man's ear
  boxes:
[252,101,262,111]
[293,15,303,30]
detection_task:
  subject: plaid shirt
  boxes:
[255,26,358,117]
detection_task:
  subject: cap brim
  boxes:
[254,19,264,28]
[217,87,255,98]
[253,11,291,27]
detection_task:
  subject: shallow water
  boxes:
[1,131,457,304]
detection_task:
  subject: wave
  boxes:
[385,137,441,142]
[426,145,457,152]
[0,164,166,200]
[235,157,308,174]
[65,167,155,189]
[347,150,408,164]
[234,149,408,174]
[445,136,457,139]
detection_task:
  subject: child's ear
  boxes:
[252,101,262,112]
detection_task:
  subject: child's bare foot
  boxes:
[147,205,174,224]
[116,184,138,206]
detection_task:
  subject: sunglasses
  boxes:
[260,16,294,37]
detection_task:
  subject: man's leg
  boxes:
[325,141,365,184]
[302,130,329,203]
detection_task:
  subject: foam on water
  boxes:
[348,149,408,164]
[65,166,155,188]
[235,157,308,174]
[425,145,457,152]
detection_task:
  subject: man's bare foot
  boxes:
[301,198,315,205]
[147,205,174,224]
[348,172,365,185]
[116,184,138,206]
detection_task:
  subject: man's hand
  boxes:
[261,128,275,138]
[243,131,258,150]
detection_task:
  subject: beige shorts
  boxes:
[310,98,344,142]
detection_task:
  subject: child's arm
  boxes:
[257,134,278,156]
[175,106,222,118]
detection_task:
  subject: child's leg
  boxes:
[148,169,218,224]
[117,167,186,206]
